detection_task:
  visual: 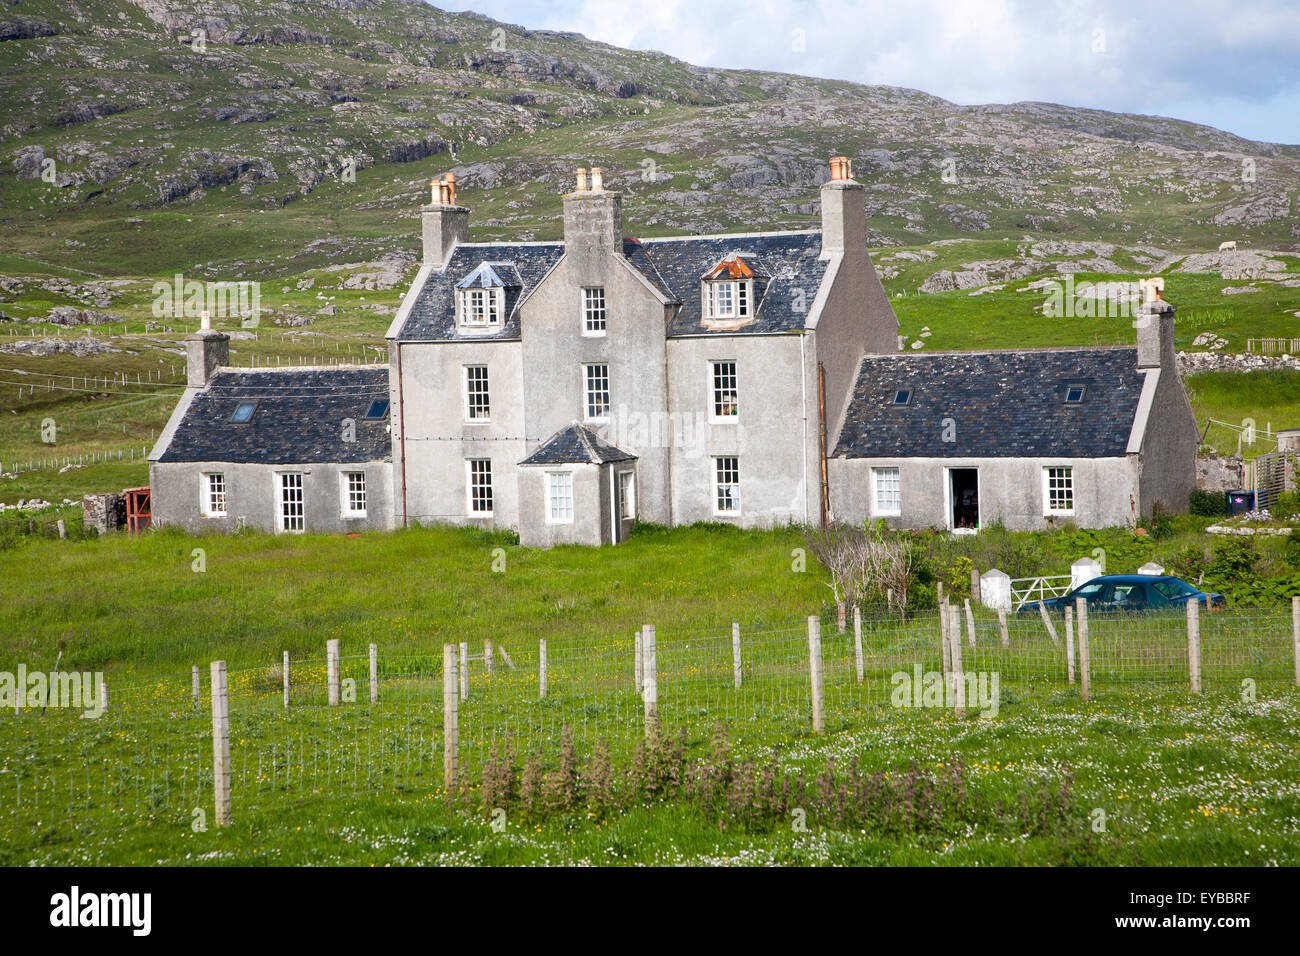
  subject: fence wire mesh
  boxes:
[2,602,1296,850]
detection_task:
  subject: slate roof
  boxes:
[519,423,637,466]
[394,231,828,342]
[833,348,1146,459]
[399,242,563,342]
[632,232,827,336]
[159,366,391,465]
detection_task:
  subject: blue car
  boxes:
[1018,574,1226,615]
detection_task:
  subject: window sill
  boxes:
[708,416,740,425]
[582,330,607,338]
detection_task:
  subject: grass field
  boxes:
[1,523,1297,866]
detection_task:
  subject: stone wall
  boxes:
[1196,452,1246,492]
[82,493,125,534]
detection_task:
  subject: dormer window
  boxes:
[707,280,751,319]
[455,262,518,331]
[457,288,502,328]
[702,255,764,324]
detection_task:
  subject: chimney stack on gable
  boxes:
[186,310,229,388]
[563,163,623,272]
[1136,279,1176,370]
[422,172,469,270]
[819,154,865,257]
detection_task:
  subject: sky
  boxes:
[449,0,1300,145]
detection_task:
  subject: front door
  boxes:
[615,470,636,543]
[949,468,979,531]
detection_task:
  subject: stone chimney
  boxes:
[186,310,229,387]
[820,155,865,256]
[563,164,622,272]
[1136,282,1176,370]
[422,172,469,269]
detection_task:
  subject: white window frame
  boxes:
[583,286,606,336]
[466,458,493,516]
[464,364,491,422]
[617,470,636,521]
[713,456,740,516]
[710,360,739,422]
[871,466,901,517]
[277,471,304,533]
[705,279,751,320]
[457,288,503,329]
[583,363,610,423]
[546,470,574,525]
[1043,466,1075,516]
[341,470,366,517]
[201,472,227,518]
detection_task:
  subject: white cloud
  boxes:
[455,0,1300,142]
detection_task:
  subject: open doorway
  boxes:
[949,468,979,530]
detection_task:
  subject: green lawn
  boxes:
[1,523,1297,866]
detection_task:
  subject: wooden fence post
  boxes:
[458,642,469,701]
[642,624,658,736]
[484,639,494,675]
[1038,601,1060,646]
[99,679,107,713]
[634,630,643,692]
[853,605,864,683]
[210,660,231,827]
[1292,596,1300,687]
[1187,599,1201,695]
[948,609,965,718]
[964,598,976,648]
[282,651,289,709]
[1064,605,1076,685]
[940,600,951,679]
[539,639,548,699]
[326,639,340,706]
[807,616,825,734]
[369,643,378,705]
[1076,598,1090,703]
[192,665,200,708]
[998,607,1009,648]
[837,601,846,634]
[732,622,742,689]
[442,644,458,791]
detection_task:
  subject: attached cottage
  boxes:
[828,300,1198,531]
[149,322,393,533]
[148,155,1198,541]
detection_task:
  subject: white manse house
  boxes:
[148,156,1198,542]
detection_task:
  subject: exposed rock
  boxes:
[0,337,123,357]
[45,306,119,326]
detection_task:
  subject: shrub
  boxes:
[1283,529,1300,570]
[1273,491,1300,523]
[1189,489,1228,518]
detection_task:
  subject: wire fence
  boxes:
[2,600,1297,852]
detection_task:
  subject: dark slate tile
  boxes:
[520,423,637,465]
[160,367,391,464]
[833,348,1145,459]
